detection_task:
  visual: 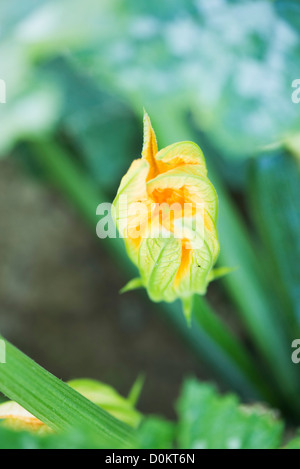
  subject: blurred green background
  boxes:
[1,0,300,422]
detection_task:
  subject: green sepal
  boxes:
[127,374,145,407]
[208,266,237,282]
[120,277,144,294]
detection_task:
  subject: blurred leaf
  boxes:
[68,0,300,159]
[0,424,124,449]
[190,296,275,403]
[69,379,142,428]
[275,0,300,32]
[0,378,296,449]
[284,433,300,449]
[137,417,175,449]
[40,58,139,194]
[285,134,300,163]
[209,151,300,414]
[0,84,61,155]
[176,379,283,449]
[0,0,299,160]
[127,374,145,407]
[249,149,300,331]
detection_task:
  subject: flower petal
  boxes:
[155,141,207,177]
[142,110,159,180]
[138,236,182,302]
[146,166,218,222]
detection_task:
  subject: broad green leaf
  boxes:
[176,379,283,449]
[137,417,175,449]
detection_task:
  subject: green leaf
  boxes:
[71,0,300,159]
[137,417,175,450]
[44,58,138,195]
[0,424,124,449]
[0,336,134,447]
[68,379,142,428]
[249,149,300,332]
[176,379,284,450]
[283,434,300,449]
[208,158,299,406]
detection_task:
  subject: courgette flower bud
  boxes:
[112,112,220,322]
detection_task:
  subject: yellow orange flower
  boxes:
[112,112,220,321]
[0,401,48,433]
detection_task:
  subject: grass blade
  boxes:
[0,336,134,446]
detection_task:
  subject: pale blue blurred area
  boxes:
[0,0,299,160]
